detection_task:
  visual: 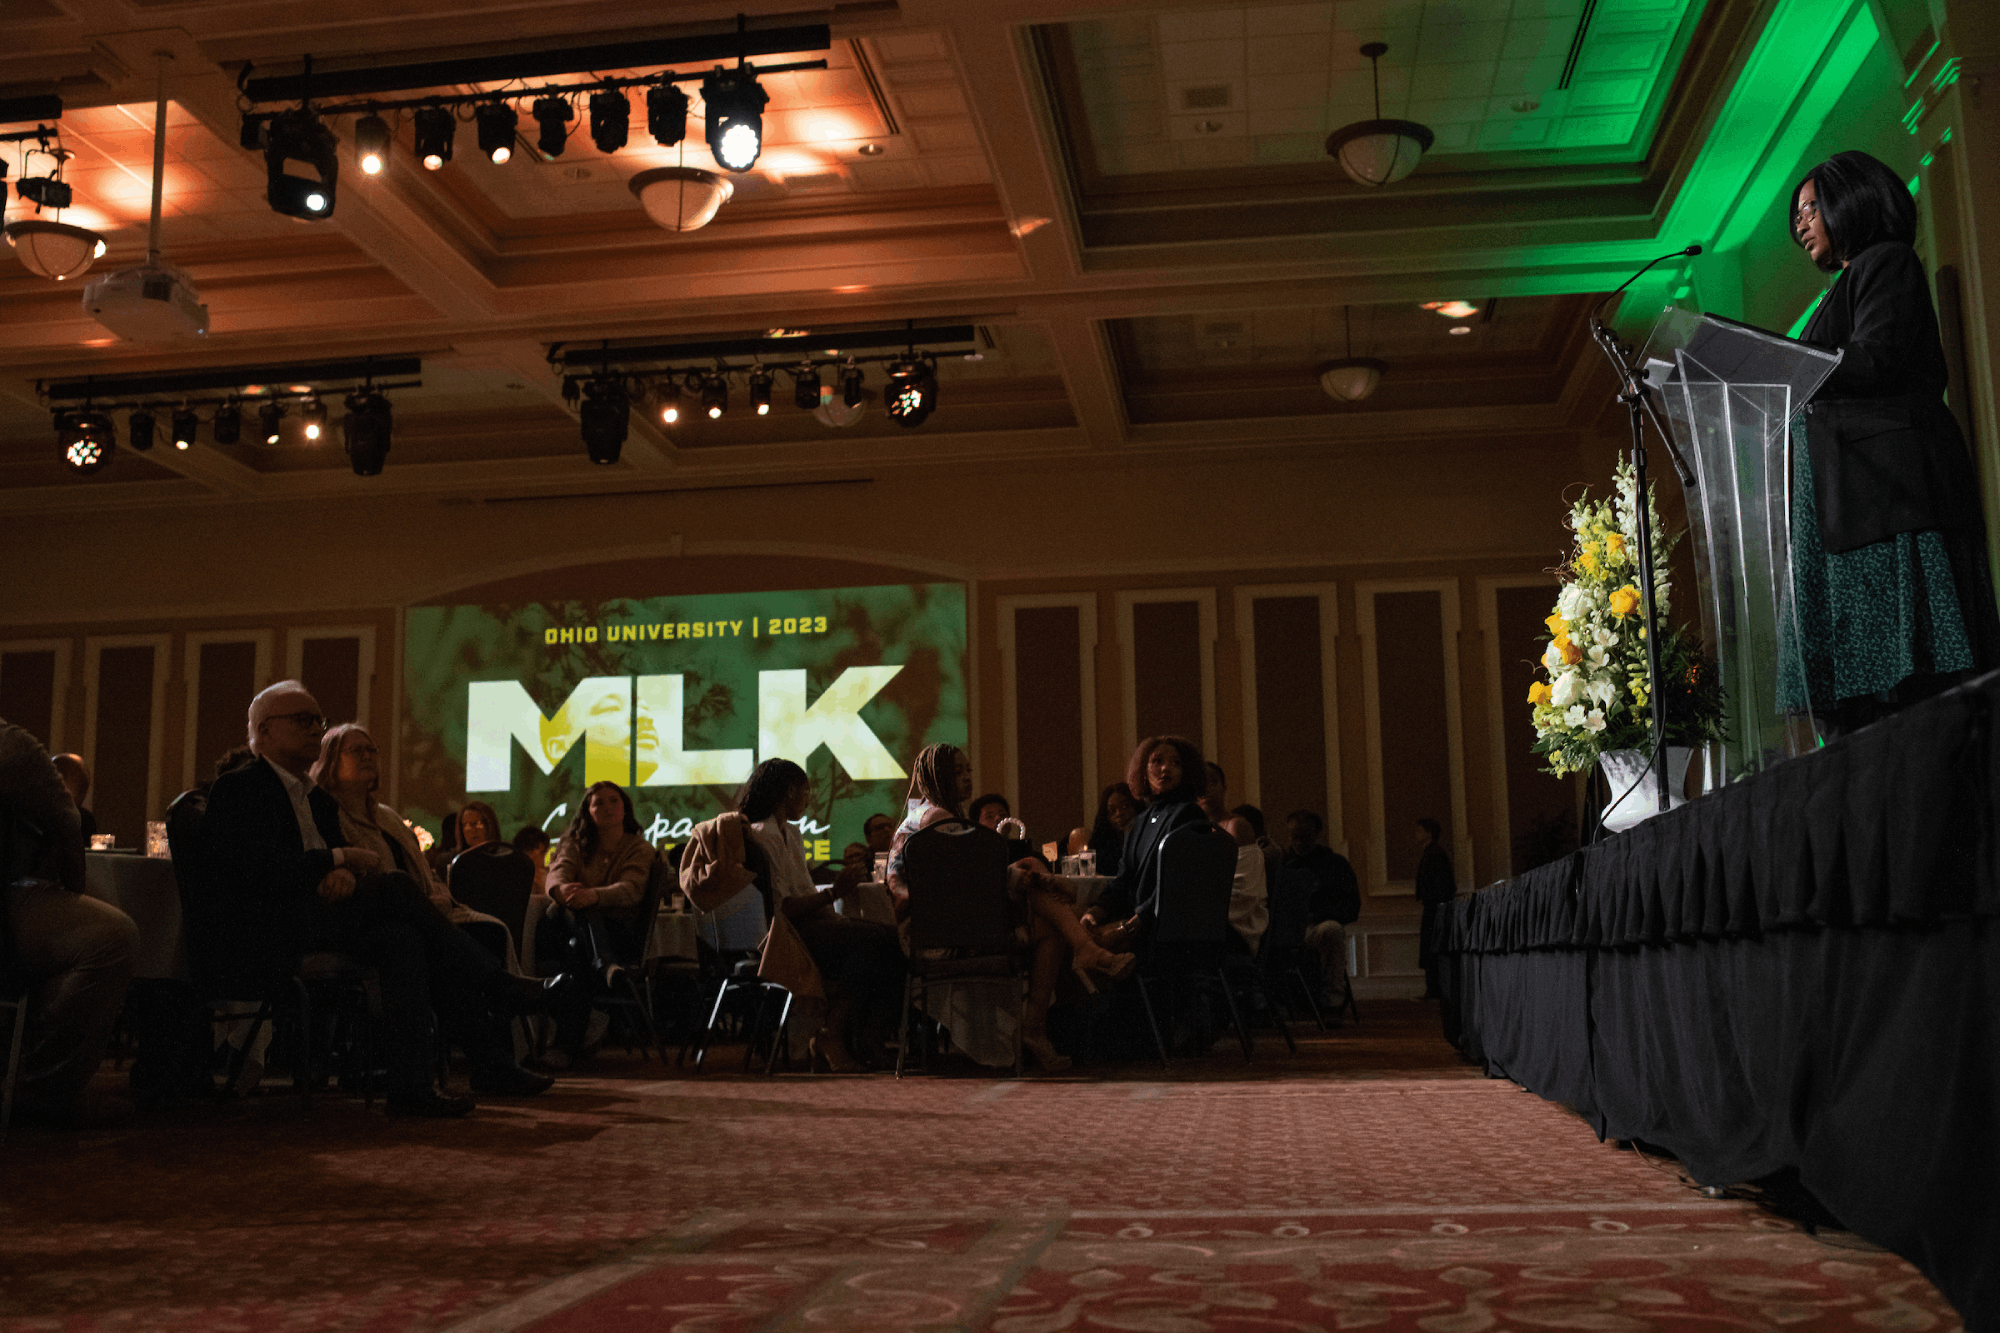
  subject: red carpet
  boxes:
[0,1002,1962,1331]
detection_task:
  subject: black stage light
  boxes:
[128,408,156,452]
[171,408,199,450]
[239,116,266,152]
[414,106,455,170]
[59,411,115,475]
[580,377,629,464]
[265,109,339,220]
[355,114,391,176]
[658,382,682,425]
[749,366,772,416]
[258,399,285,445]
[701,67,768,172]
[343,390,392,475]
[883,357,938,427]
[532,97,572,158]
[16,173,71,210]
[701,375,728,419]
[300,395,328,441]
[840,364,865,408]
[211,399,241,445]
[475,103,516,165]
[792,363,820,410]
[589,91,630,154]
[647,83,689,146]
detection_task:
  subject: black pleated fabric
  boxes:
[1437,669,2000,1330]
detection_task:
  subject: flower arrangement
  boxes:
[1529,460,1725,776]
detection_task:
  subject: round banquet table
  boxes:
[84,852,185,982]
[516,897,703,977]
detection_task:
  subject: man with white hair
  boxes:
[200,681,561,1117]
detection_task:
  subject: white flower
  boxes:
[1584,709,1607,733]
[1592,626,1617,649]
[1587,678,1616,708]
[1558,586,1589,620]
[1542,640,1566,672]
[1552,672,1583,707]
[1586,647,1608,668]
[1564,705,1588,727]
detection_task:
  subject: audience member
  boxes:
[889,743,1131,1071]
[862,812,896,855]
[426,811,461,879]
[1,717,138,1127]
[968,793,1010,830]
[1201,765,1266,953]
[1415,817,1456,999]
[201,681,557,1117]
[537,780,657,1066]
[456,802,503,850]
[311,725,517,968]
[1080,735,1213,952]
[1280,810,1359,1015]
[511,825,552,895]
[735,758,902,1072]
[49,753,97,843]
[1078,783,1138,877]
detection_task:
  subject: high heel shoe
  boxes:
[1022,1032,1072,1073]
[809,1034,865,1074]
[1072,944,1138,993]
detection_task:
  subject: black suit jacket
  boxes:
[1094,799,1210,923]
[1801,241,1981,553]
[199,756,349,979]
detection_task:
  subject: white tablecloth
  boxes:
[84,852,184,981]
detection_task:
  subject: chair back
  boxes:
[901,820,1015,955]
[607,859,671,967]
[164,788,230,992]
[1260,861,1317,956]
[1150,821,1239,947]
[447,843,536,943]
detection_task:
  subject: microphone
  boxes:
[1593,244,1703,321]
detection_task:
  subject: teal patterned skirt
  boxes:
[1777,416,2000,713]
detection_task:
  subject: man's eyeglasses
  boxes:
[267,711,328,732]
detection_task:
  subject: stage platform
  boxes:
[1439,669,2000,1331]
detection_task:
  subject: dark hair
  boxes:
[454,800,503,848]
[1417,816,1442,841]
[1087,782,1136,851]
[1286,808,1324,834]
[512,825,551,853]
[1126,735,1208,804]
[1232,803,1266,840]
[1791,150,1915,273]
[562,780,640,859]
[968,792,1010,822]
[738,758,808,824]
[906,744,967,817]
[1205,761,1227,788]
[863,812,896,834]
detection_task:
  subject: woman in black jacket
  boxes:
[1780,150,2000,733]
[1079,735,1214,950]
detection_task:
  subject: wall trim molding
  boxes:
[0,637,74,753]
[1114,587,1217,760]
[181,630,275,792]
[995,593,1099,827]
[285,625,379,730]
[1231,582,1343,853]
[82,633,172,838]
[1476,574,1560,882]
[1354,579,1470,895]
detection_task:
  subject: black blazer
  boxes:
[1093,799,1210,923]
[1800,241,1981,553]
[199,756,349,976]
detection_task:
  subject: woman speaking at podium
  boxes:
[1781,149,2000,733]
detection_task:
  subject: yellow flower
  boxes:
[1608,584,1641,617]
[1605,532,1626,560]
[1555,632,1582,666]
[1544,613,1566,637]
[1578,546,1600,577]
[1528,681,1552,705]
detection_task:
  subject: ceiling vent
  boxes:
[1181,84,1233,110]
[783,172,848,193]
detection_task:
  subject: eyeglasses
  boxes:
[1792,198,1820,230]
[267,710,327,731]
[344,744,379,759]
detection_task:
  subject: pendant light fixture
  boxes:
[1320,305,1387,403]
[1326,43,1434,187]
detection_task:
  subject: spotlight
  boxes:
[354,114,391,176]
[475,103,517,165]
[264,109,339,220]
[841,364,865,408]
[580,377,629,464]
[128,408,156,453]
[59,411,115,475]
[589,91,630,154]
[883,357,938,427]
[171,408,199,450]
[701,375,728,419]
[414,106,455,170]
[701,67,768,172]
[749,366,772,416]
[300,395,328,441]
[658,383,682,425]
[532,97,572,158]
[792,363,820,411]
[211,399,241,445]
[342,390,392,475]
[258,399,285,445]
[647,83,689,146]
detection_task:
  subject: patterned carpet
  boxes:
[0,1001,1962,1331]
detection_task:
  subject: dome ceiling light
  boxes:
[1326,43,1435,187]
[5,218,106,281]
[629,166,733,233]
[1319,305,1386,404]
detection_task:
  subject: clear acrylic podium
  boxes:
[1639,307,1841,783]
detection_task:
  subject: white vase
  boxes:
[1597,746,1694,833]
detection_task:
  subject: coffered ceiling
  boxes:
[0,0,1892,511]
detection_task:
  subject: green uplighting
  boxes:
[1902,38,1940,88]
[1908,173,1921,196]
[1788,289,1828,339]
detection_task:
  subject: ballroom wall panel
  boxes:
[1248,594,1332,835]
[1012,603,1088,844]
[0,645,60,752]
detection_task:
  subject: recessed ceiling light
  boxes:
[1513,98,1541,113]
[1449,324,1472,335]
[1424,300,1480,319]
[857,143,884,157]
[1195,119,1226,134]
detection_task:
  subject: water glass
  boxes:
[146,821,170,859]
[89,834,116,852]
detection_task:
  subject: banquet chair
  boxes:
[1258,862,1328,1032]
[0,979,26,1139]
[681,890,792,1073]
[446,843,536,949]
[1137,821,1288,1065]
[896,819,1024,1078]
[569,860,668,1064]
